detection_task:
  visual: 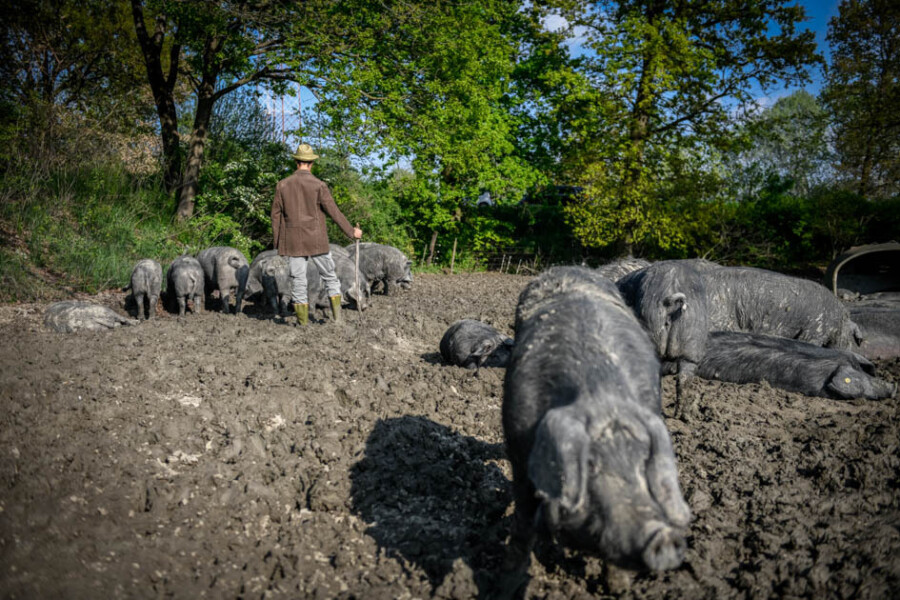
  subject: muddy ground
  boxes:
[1,272,899,599]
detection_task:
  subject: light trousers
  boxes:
[289,252,342,304]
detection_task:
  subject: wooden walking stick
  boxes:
[354,223,362,324]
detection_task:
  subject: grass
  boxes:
[0,156,251,302]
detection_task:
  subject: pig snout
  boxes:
[642,523,687,571]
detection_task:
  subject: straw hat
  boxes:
[291,143,319,161]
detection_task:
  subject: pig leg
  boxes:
[194,293,203,314]
[220,292,231,314]
[148,294,158,320]
[177,296,187,317]
[134,292,146,320]
[673,360,698,421]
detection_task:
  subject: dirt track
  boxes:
[1,272,899,599]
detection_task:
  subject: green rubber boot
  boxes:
[329,295,342,323]
[294,303,309,326]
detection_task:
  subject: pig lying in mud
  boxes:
[701,264,861,350]
[697,331,896,400]
[166,255,204,316]
[502,266,691,590]
[45,301,138,332]
[124,258,162,320]
[346,242,412,295]
[439,319,514,370]
[596,257,651,282]
[848,303,900,360]
[619,259,863,417]
[196,246,250,315]
[247,250,291,316]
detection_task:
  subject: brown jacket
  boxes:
[271,170,355,257]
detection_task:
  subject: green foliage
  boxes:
[728,91,834,199]
[822,0,900,198]
[538,0,822,252]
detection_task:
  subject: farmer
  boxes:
[272,143,362,325]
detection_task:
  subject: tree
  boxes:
[1,0,139,110]
[307,0,545,255]
[822,0,900,198]
[130,0,317,218]
[539,0,820,253]
[728,90,834,199]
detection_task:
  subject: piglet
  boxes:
[440,319,514,370]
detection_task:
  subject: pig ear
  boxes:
[470,338,499,358]
[644,415,692,527]
[528,407,589,517]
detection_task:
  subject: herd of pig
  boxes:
[438,258,897,588]
[42,242,414,331]
[41,246,898,586]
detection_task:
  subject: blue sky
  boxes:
[782,0,841,95]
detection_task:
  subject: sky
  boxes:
[544,0,842,107]
[777,0,841,96]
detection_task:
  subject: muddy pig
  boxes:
[617,260,711,407]
[503,266,691,583]
[308,251,369,313]
[703,264,861,350]
[849,305,900,360]
[258,253,291,315]
[596,256,651,282]
[440,319,514,370]
[330,243,350,259]
[246,249,278,299]
[124,258,162,320]
[166,255,204,316]
[346,242,412,295]
[45,301,138,333]
[697,331,896,400]
[196,246,250,314]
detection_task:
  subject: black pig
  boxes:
[45,301,138,332]
[346,242,412,295]
[196,246,250,314]
[596,256,651,282]
[124,258,162,320]
[166,255,204,316]
[697,331,896,400]
[617,260,710,415]
[703,264,861,350]
[503,266,691,583]
[439,319,514,370]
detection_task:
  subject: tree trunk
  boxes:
[427,230,438,266]
[130,0,182,193]
[177,76,217,221]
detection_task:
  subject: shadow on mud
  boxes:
[350,416,512,596]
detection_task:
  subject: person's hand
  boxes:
[353,227,362,239]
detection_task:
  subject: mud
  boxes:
[1,272,899,599]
